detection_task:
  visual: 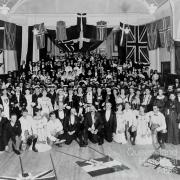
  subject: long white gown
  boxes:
[114,111,127,144]
[32,116,51,152]
[38,97,53,116]
[25,94,33,116]
[136,113,152,145]
[1,96,10,119]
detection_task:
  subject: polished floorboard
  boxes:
[0,141,180,180]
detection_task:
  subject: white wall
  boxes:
[7,13,154,27]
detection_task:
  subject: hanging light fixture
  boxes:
[0,0,10,15]
[148,3,157,14]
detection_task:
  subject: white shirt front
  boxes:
[105,110,111,122]
[87,92,93,104]
[19,115,34,140]
[59,110,65,119]
[148,111,166,132]
[47,119,63,141]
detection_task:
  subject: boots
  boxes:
[159,133,166,149]
[32,138,38,152]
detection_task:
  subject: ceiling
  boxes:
[2,0,169,14]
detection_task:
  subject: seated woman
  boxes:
[32,106,51,152]
[37,89,53,117]
[114,104,127,144]
[32,106,48,143]
[47,112,66,146]
[136,105,152,145]
[4,113,22,155]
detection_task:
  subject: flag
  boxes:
[0,50,4,74]
[15,25,22,68]
[0,20,4,49]
[55,39,75,52]
[146,21,160,50]
[56,21,67,41]
[119,22,127,47]
[76,156,129,177]
[106,31,114,59]
[26,26,34,64]
[21,26,28,65]
[157,16,172,49]
[96,21,107,41]
[4,22,18,73]
[175,41,180,75]
[34,23,46,49]
[126,25,149,65]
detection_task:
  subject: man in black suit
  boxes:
[84,105,104,145]
[32,86,42,115]
[10,86,27,118]
[102,102,117,142]
[64,108,82,146]
[4,113,22,155]
[54,102,68,129]
[0,106,8,152]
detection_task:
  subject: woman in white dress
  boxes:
[32,107,51,152]
[25,88,33,116]
[32,107,48,143]
[38,89,53,117]
[136,105,152,145]
[114,104,127,144]
[115,88,127,106]
[0,88,10,119]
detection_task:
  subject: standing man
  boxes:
[102,102,117,142]
[149,104,167,149]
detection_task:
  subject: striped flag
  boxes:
[157,16,172,49]
[96,21,107,41]
[56,21,67,41]
[146,21,160,50]
[0,20,4,49]
[76,156,129,177]
[34,23,46,49]
[4,22,18,73]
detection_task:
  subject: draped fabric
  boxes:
[146,21,160,50]
[33,33,39,62]
[126,25,149,65]
[21,26,28,64]
[96,21,107,41]
[0,50,4,74]
[47,29,60,58]
[4,22,16,50]
[106,31,114,59]
[34,23,46,49]
[15,25,22,68]
[56,21,67,41]
[26,26,34,64]
[4,22,18,72]
[175,41,180,75]
[157,16,172,49]
[0,20,4,49]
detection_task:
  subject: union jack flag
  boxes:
[126,25,149,65]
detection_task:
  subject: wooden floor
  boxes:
[0,141,180,180]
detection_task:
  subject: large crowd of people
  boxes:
[0,52,180,155]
